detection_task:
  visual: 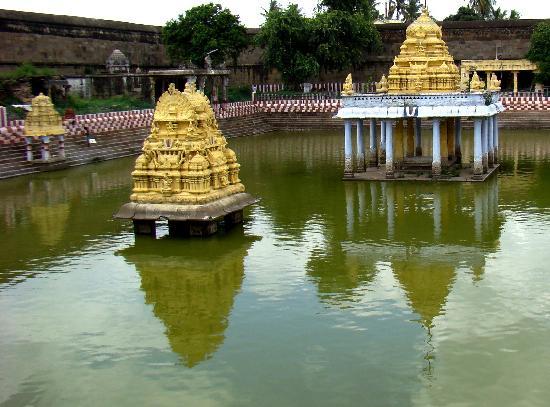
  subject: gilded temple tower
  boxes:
[115,82,258,236]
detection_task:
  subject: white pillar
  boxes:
[25,137,33,161]
[385,120,394,179]
[415,117,422,156]
[455,117,462,162]
[487,116,494,167]
[369,118,377,167]
[344,120,353,176]
[40,136,50,161]
[58,135,65,158]
[432,118,441,177]
[380,120,386,164]
[473,118,483,178]
[356,120,366,172]
[481,118,488,173]
[493,115,499,164]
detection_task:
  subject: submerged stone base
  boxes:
[345,164,499,182]
[114,192,259,237]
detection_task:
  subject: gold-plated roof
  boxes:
[130,82,244,205]
[24,93,65,137]
[379,8,460,94]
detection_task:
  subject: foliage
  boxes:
[162,3,249,67]
[401,0,422,23]
[55,95,153,115]
[444,6,483,21]
[312,10,381,71]
[468,0,495,19]
[256,4,319,89]
[0,63,57,80]
[509,10,521,20]
[257,2,381,89]
[445,1,521,21]
[226,85,252,102]
[527,21,550,84]
[318,0,380,19]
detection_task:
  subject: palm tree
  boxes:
[402,0,422,23]
[468,0,495,19]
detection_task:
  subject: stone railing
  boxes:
[212,101,260,119]
[501,96,550,111]
[253,82,377,94]
[0,108,154,145]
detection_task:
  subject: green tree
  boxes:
[319,0,380,18]
[527,21,550,84]
[444,6,483,21]
[256,4,319,88]
[509,9,521,20]
[312,10,381,71]
[468,0,495,19]
[162,3,249,67]
[401,0,422,23]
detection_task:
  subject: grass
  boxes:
[0,63,56,80]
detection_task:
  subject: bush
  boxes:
[55,95,153,115]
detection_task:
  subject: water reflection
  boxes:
[305,175,503,377]
[118,234,257,367]
[0,159,135,285]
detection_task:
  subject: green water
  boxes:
[1,130,550,406]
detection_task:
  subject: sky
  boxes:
[1,0,549,27]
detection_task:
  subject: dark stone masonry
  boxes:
[0,9,543,85]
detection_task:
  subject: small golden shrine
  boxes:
[379,8,460,94]
[131,82,244,205]
[24,93,64,137]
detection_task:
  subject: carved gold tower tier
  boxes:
[383,8,460,94]
[131,82,244,205]
[24,93,65,137]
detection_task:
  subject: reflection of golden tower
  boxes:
[24,93,65,137]
[383,8,460,94]
[131,83,244,205]
[393,260,455,329]
[119,237,255,367]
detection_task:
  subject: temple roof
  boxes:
[383,8,460,94]
[24,93,65,137]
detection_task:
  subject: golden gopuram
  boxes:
[336,8,504,182]
[115,82,258,237]
[23,93,66,162]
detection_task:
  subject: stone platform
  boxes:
[114,192,259,237]
[345,164,500,182]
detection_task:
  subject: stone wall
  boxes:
[0,9,169,75]
[0,9,543,86]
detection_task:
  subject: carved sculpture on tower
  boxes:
[469,71,486,92]
[115,82,258,237]
[378,8,460,94]
[342,74,355,96]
